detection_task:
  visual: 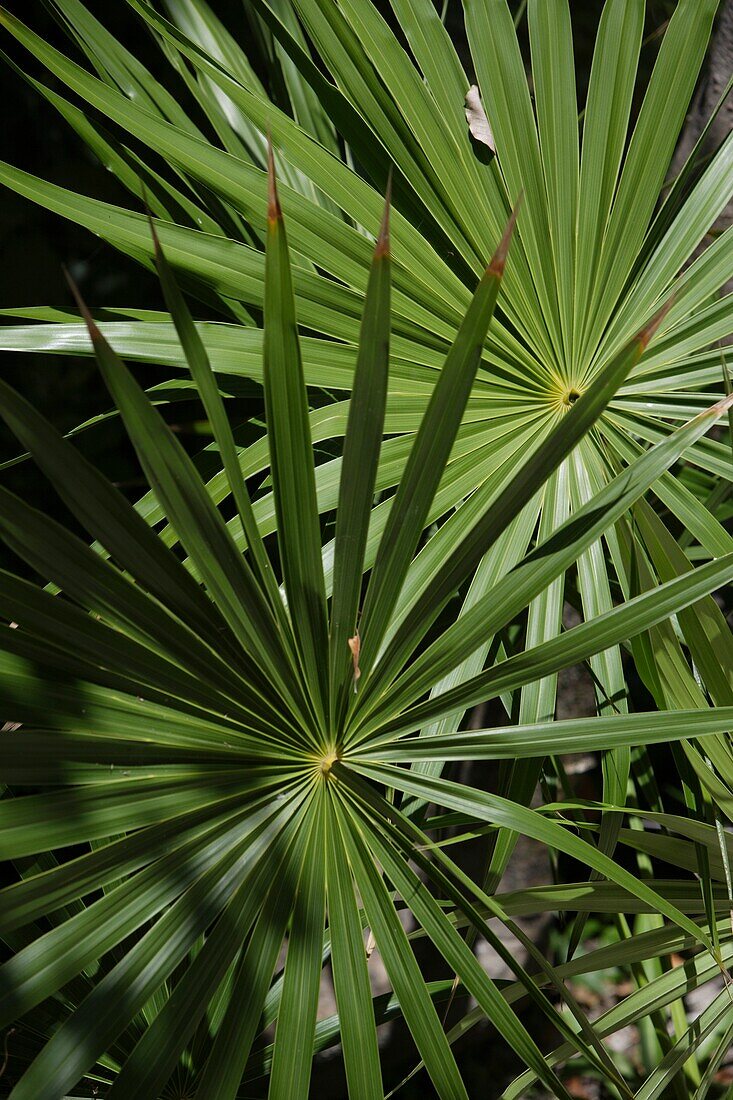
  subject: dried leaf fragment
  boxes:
[348,632,361,692]
[465,85,496,153]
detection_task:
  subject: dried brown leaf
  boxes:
[465,85,496,153]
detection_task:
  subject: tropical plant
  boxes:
[0,0,732,1097]
[0,140,730,1099]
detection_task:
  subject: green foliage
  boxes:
[0,1,732,1097]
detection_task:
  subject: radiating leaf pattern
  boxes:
[0,1,732,1096]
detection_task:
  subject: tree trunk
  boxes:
[673,0,733,230]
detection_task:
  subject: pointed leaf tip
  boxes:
[63,267,101,343]
[266,136,281,222]
[374,170,392,259]
[487,192,523,276]
[637,297,674,351]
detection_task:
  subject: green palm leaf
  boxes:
[1,1,733,1094]
[263,147,329,721]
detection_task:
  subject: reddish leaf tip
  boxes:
[266,135,281,222]
[374,169,392,259]
[637,297,674,351]
[63,267,102,343]
[487,191,523,276]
